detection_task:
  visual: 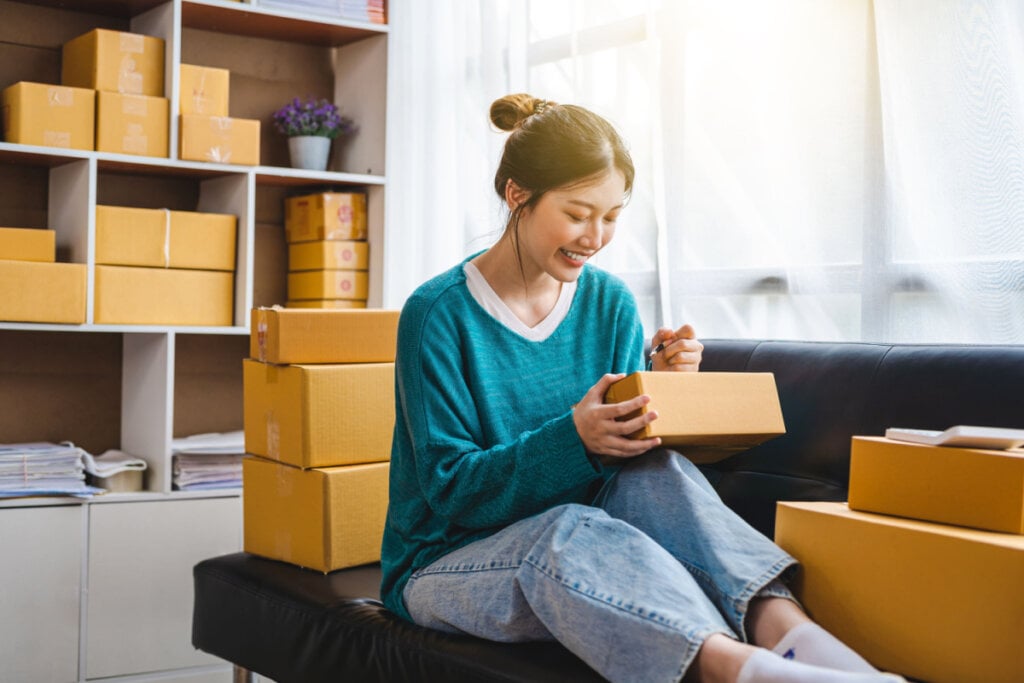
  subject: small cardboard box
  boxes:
[0,228,55,262]
[284,192,367,243]
[849,436,1024,534]
[95,206,236,271]
[603,371,785,463]
[287,299,367,309]
[179,114,260,165]
[243,456,390,572]
[178,64,230,116]
[287,269,369,301]
[775,501,1024,683]
[289,240,369,271]
[250,307,399,364]
[94,265,233,326]
[62,28,165,97]
[243,360,394,468]
[1,82,95,150]
[0,260,85,324]
[95,91,169,157]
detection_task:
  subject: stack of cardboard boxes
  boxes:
[775,437,1024,683]
[242,306,399,571]
[284,192,369,308]
[178,63,260,165]
[0,227,86,324]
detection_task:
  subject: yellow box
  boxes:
[849,436,1024,534]
[95,206,236,271]
[0,260,85,324]
[62,28,164,97]
[287,299,367,309]
[775,501,1024,683]
[284,192,367,243]
[1,82,95,150]
[250,307,399,364]
[288,269,368,301]
[0,227,55,262]
[603,372,785,463]
[94,265,233,326]
[289,240,369,271]
[95,91,169,157]
[179,64,230,116]
[179,114,260,165]
[243,456,389,572]
[243,360,394,468]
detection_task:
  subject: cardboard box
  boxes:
[62,28,165,97]
[287,269,368,301]
[94,265,233,326]
[775,501,1024,683]
[0,227,55,262]
[289,240,369,271]
[179,114,260,165]
[603,372,785,463]
[287,299,367,309]
[285,192,367,242]
[0,260,85,324]
[849,436,1024,534]
[95,206,236,271]
[95,91,169,157]
[243,360,394,468]
[243,456,389,572]
[178,64,230,116]
[1,82,95,150]
[251,307,399,364]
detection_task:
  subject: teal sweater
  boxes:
[380,258,646,620]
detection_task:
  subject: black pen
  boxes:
[649,340,671,359]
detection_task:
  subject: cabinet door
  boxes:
[86,497,242,679]
[0,505,84,683]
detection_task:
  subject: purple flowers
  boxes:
[271,97,356,139]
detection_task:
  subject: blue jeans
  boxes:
[403,449,798,683]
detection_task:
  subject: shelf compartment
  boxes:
[182,0,387,47]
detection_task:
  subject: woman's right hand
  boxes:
[572,373,661,460]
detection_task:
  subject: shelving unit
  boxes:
[0,0,390,680]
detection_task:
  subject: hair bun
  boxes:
[489,93,555,131]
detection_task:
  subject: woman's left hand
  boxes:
[649,324,703,372]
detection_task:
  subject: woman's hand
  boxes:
[572,373,662,461]
[649,324,703,372]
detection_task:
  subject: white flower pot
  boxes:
[288,135,331,171]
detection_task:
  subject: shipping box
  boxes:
[95,91,169,157]
[603,371,785,463]
[289,240,369,271]
[179,64,230,116]
[243,456,390,572]
[287,299,367,309]
[0,227,55,262]
[62,28,164,96]
[95,206,236,271]
[287,269,368,301]
[0,260,85,324]
[849,436,1024,534]
[179,114,260,165]
[243,360,394,468]
[775,501,1024,683]
[94,265,233,326]
[251,307,399,364]
[1,82,95,150]
[284,192,367,242]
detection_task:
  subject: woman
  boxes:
[381,94,905,683]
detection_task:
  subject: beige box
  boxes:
[775,501,1024,683]
[289,240,369,271]
[250,307,399,364]
[95,91,169,157]
[62,28,165,97]
[178,64,230,116]
[0,228,55,262]
[243,360,394,468]
[94,265,233,326]
[286,299,367,309]
[603,372,785,463]
[288,269,368,301]
[179,114,260,165]
[95,206,236,271]
[849,436,1024,534]
[1,82,95,150]
[243,456,389,572]
[0,260,86,324]
[285,192,367,243]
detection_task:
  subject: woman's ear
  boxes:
[504,179,530,211]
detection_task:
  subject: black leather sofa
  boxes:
[192,339,1024,682]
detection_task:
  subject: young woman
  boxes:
[380,94,905,683]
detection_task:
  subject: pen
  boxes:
[649,340,670,359]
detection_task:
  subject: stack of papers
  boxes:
[0,442,103,498]
[172,431,245,491]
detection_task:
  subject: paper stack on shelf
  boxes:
[172,431,245,491]
[0,442,103,498]
[254,0,385,23]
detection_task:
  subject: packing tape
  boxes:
[161,208,171,267]
[46,86,73,107]
[267,411,280,460]
[256,312,268,362]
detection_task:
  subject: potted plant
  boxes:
[271,97,356,171]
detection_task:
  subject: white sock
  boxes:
[737,648,906,683]
[772,622,877,673]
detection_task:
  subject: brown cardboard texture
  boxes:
[287,269,368,301]
[775,501,1024,683]
[1,82,95,150]
[251,307,399,364]
[243,456,389,572]
[95,91,169,157]
[96,206,236,271]
[289,240,369,271]
[603,372,785,462]
[243,360,394,468]
[179,114,261,165]
[94,265,233,326]
[61,28,165,96]
[849,436,1024,534]
[179,64,230,116]
[287,300,367,309]
[0,228,55,262]
[0,260,86,324]
[284,192,367,242]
